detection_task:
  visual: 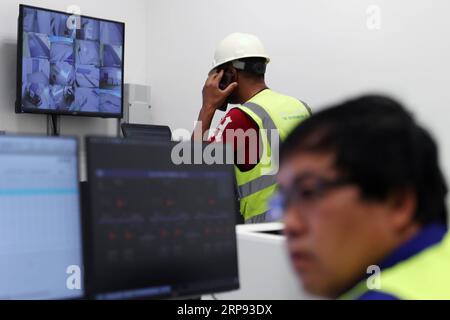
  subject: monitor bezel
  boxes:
[16,4,126,119]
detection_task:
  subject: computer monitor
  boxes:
[121,124,172,141]
[84,138,240,300]
[0,135,83,300]
[16,4,125,118]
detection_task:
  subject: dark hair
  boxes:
[281,95,448,225]
[234,57,267,78]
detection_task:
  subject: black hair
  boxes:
[234,57,267,79]
[281,95,448,226]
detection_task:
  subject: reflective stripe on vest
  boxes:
[238,171,277,199]
[237,102,279,199]
[244,102,282,155]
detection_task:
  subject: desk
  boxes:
[205,223,318,300]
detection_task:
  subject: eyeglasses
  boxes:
[271,174,354,215]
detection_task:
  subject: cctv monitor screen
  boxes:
[16,5,125,118]
[0,136,83,300]
[85,138,239,300]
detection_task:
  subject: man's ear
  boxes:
[387,188,418,231]
[229,66,238,83]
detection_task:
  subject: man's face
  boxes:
[278,152,398,298]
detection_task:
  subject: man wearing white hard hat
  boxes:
[193,33,311,224]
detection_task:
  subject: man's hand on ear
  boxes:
[202,70,238,113]
[192,70,238,142]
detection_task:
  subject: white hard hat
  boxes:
[210,33,271,74]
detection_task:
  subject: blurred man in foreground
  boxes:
[278,95,449,300]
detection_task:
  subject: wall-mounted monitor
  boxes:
[16,4,125,118]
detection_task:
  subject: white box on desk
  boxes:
[205,223,318,300]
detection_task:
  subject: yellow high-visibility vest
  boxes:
[234,89,311,221]
[340,233,450,300]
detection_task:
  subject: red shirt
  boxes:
[210,108,261,172]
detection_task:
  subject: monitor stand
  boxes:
[47,115,61,136]
[117,118,123,138]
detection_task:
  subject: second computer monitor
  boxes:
[84,138,239,300]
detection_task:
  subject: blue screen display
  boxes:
[0,136,83,300]
[20,6,124,116]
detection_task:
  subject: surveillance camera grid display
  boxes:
[21,7,124,116]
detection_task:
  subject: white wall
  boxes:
[1,0,449,199]
[0,0,150,137]
[146,0,450,185]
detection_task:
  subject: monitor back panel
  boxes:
[121,124,172,141]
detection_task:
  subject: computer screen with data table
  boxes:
[85,138,239,300]
[0,135,83,300]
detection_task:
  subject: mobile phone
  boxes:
[218,70,234,112]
